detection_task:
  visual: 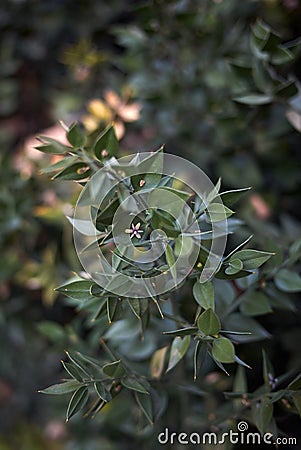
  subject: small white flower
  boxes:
[125,222,143,239]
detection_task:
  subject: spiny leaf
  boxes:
[61,361,84,382]
[232,249,274,270]
[67,122,86,148]
[197,308,221,336]
[166,336,191,373]
[225,258,243,275]
[193,281,214,310]
[193,341,207,381]
[206,203,234,222]
[35,136,71,154]
[66,386,89,422]
[274,269,301,293]
[239,291,272,316]
[56,280,94,301]
[65,350,91,378]
[218,187,252,206]
[134,392,153,426]
[121,377,149,394]
[93,125,118,159]
[53,162,91,181]
[39,380,82,395]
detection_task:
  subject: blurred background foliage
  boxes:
[0,0,301,448]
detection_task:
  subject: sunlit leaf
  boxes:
[166,336,191,373]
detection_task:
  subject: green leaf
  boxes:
[74,352,103,370]
[61,361,84,382]
[233,94,273,105]
[90,283,104,296]
[253,399,273,434]
[225,235,254,261]
[263,349,274,392]
[206,203,234,222]
[289,237,301,264]
[103,360,126,378]
[121,377,149,394]
[148,188,187,223]
[134,147,163,174]
[40,156,79,174]
[91,298,107,322]
[65,351,90,377]
[56,280,94,301]
[131,149,163,190]
[150,209,180,238]
[39,380,82,395]
[76,296,105,312]
[94,382,112,402]
[53,162,91,181]
[93,125,118,159]
[166,335,191,373]
[127,298,141,319]
[252,19,270,42]
[127,298,148,319]
[197,308,221,336]
[225,259,243,275]
[165,243,176,281]
[212,337,235,363]
[134,392,153,426]
[96,197,120,227]
[193,281,214,310]
[67,122,86,148]
[206,177,221,204]
[107,298,119,323]
[35,136,71,154]
[232,249,273,270]
[66,217,100,236]
[239,291,272,316]
[159,186,191,202]
[216,268,253,280]
[132,173,161,191]
[274,269,301,293]
[262,30,281,52]
[193,341,207,381]
[66,386,89,422]
[219,187,251,206]
[210,354,230,376]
